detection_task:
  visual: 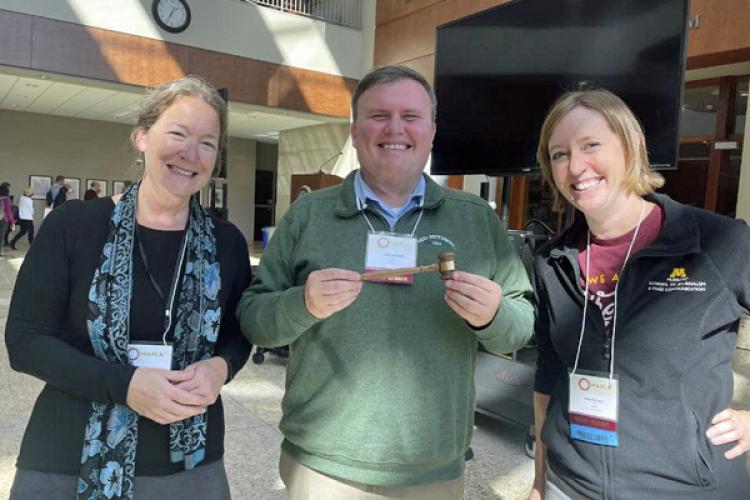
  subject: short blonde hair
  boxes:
[536,89,664,210]
[131,75,227,173]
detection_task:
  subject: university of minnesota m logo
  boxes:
[669,267,687,280]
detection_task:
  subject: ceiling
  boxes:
[2,61,747,143]
[0,65,346,143]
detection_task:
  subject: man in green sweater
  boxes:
[237,65,534,499]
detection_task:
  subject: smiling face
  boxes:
[548,106,632,219]
[133,95,219,202]
[351,78,436,193]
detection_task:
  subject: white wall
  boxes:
[226,136,256,241]
[276,122,349,219]
[0,109,257,241]
[736,94,750,221]
[0,0,372,79]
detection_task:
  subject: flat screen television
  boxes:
[431,0,688,176]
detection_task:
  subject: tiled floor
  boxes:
[1,242,749,499]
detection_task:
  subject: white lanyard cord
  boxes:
[571,199,646,379]
[571,231,591,375]
[359,197,424,237]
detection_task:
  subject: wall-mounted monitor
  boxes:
[431,0,688,176]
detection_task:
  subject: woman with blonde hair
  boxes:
[529,89,750,499]
[6,76,252,499]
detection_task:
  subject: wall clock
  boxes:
[152,0,191,33]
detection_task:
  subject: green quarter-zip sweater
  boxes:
[237,171,534,486]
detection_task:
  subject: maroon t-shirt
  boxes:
[578,203,664,333]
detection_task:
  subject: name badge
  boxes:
[127,342,173,370]
[568,371,619,447]
[364,232,417,284]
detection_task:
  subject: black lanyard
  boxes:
[136,224,188,339]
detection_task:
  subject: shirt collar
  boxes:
[353,170,425,211]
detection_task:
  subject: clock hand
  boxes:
[167,7,176,22]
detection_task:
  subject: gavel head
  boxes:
[437,251,456,280]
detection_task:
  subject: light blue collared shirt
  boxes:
[354,170,425,230]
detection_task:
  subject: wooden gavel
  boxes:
[361,251,456,281]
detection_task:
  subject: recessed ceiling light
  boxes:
[36,75,49,80]
[24,83,39,88]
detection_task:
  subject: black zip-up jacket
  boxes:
[534,194,750,499]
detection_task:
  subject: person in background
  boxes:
[237,65,534,500]
[6,75,252,500]
[47,175,68,208]
[9,186,34,250]
[83,181,102,201]
[0,183,16,257]
[529,89,750,499]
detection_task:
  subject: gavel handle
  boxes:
[361,263,438,281]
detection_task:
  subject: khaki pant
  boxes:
[280,451,464,500]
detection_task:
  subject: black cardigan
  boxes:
[5,197,252,475]
[533,194,750,499]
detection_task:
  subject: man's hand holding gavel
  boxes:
[443,272,503,328]
[303,252,502,328]
[304,269,363,320]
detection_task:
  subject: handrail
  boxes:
[247,0,362,29]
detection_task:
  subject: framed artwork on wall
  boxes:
[64,178,80,200]
[29,175,52,200]
[112,180,132,195]
[214,187,224,209]
[85,179,107,198]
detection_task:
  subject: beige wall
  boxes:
[737,94,750,220]
[276,123,350,220]
[226,137,256,242]
[0,109,257,241]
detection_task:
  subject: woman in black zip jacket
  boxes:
[528,89,750,500]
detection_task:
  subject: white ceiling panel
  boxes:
[52,88,115,117]
[2,76,52,110]
[27,82,85,114]
[78,92,143,121]
[0,73,18,104]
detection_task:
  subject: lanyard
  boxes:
[135,224,189,345]
[357,196,424,237]
[571,199,646,380]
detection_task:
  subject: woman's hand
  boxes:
[706,408,750,459]
[126,367,206,425]
[174,357,228,407]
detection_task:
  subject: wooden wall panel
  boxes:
[282,67,356,117]
[687,0,750,58]
[376,0,443,25]
[0,10,32,68]
[402,55,435,84]
[188,48,239,95]
[1,9,354,118]
[87,28,153,86]
[148,41,190,86]
[31,16,121,82]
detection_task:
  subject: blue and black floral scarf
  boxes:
[78,182,222,500]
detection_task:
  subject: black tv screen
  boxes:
[431,0,688,176]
